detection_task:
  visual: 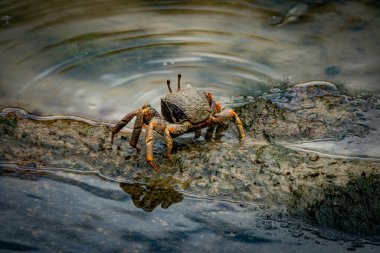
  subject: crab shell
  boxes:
[160,87,213,124]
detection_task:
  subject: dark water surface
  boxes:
[1,0,379,120]
[0,166,378,253]
[1,0,380,252]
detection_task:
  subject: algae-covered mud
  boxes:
[1,83,379,251]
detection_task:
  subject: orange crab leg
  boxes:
[164,127,174,159]
[146,121,160,172]
[164,122,191,159]
[111,109,139,144]
[211,109,246,141]
[231,110,245,140]
[130,112,144,149]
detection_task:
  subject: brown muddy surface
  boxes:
[1,84,379,239]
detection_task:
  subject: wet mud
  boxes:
[1,83,379,239]
[235,82,376,143]
[294,174,380,236]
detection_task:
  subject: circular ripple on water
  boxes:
[0,0,288,120]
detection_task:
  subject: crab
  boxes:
[111,74,245,172]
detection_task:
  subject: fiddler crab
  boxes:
[111,74,245,172]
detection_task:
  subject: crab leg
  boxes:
[215,124,228,141]
[130,112,144,149]
[146,121,160,172]
[111,109,139,144]
[164,128,173,159]
[164,122,191,159]
[205,126,215,141]
[194,129,202,139]
[211,109,246,141]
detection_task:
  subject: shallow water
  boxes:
[1,1,380,252]
[1,0,379,120]
[0,165,378,253]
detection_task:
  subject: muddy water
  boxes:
[1,0,380,252]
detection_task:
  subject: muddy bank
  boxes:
[1,83,379,236]
[235,82,378,142]
[293,174,380,236]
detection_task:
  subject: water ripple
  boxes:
[109,70,173,88]
[2,0,377,124]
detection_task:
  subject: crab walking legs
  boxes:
[144,109,245,172]
[145,120,191,172]
[110,74,246,172]
[210,109,246,140]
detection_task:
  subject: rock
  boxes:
[235,83,375,142]
[291,174,380,236]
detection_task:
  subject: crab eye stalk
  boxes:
[167,80,172,93]
[178,74,181,91]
